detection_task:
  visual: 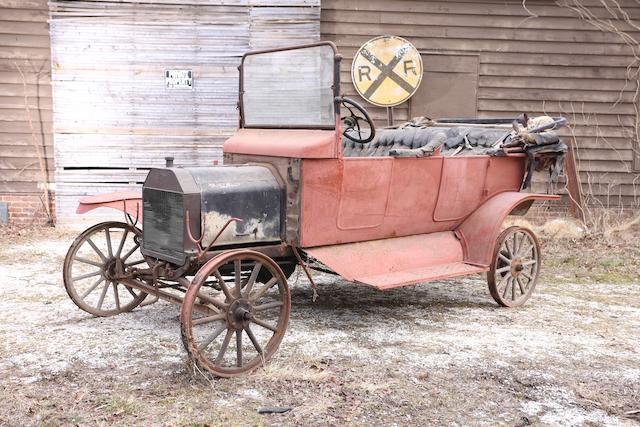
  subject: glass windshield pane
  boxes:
[242,44,335,128]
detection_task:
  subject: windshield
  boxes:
[241,44,336,128]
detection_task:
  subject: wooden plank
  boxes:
[0,34,50,48]
[0,133,53,145]
[0,46,51,60]
[324,34,635,57]
[478,87,636,104]
[479,76,630,92]
[323,0,640,21]
[320,21,640,45]
[0,83,52,97]
[478,99,636,115]
[0,8,49,23]
[480,64,634,80]
[0,0,48,9]
[0,20,49,36]
[0,108,52,122]
[0,181,40,192]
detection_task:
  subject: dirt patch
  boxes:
[0,226,638,426]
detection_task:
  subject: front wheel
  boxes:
[487,226,541,307]
[63,221,148,317]
[180,250,291,377]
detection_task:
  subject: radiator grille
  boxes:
[142,188,184,261]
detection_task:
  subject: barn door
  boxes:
[409,54,479,119]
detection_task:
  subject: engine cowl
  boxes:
[141,165,283,265]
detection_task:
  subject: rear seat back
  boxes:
[342,126,509,157]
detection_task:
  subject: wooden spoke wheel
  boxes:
[487,226,541,307]
[63,222,148,317]
[181,250,291,377]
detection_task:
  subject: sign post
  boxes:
[351,36,423,126]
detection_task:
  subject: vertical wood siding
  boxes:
[322,0,640,207]
[49,0,319,225]
[0,0,53,194]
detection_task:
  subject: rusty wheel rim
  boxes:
[63,222,148,317]
[487,226,540,307]
[181,250,291,377]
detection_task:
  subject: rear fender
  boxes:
[76,191,143,219]
[455,191,560,267]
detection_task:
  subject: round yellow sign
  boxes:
[351,36,423,107]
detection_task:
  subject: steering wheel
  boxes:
[338,97,376,144]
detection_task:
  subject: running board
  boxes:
[303,232,488,290]
[356,262,487,290]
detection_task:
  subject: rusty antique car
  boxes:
[63,42,566,377]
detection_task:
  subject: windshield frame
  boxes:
[238,41,341,130]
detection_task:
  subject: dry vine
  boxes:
[523,0,640,233]
[15,61,52,224]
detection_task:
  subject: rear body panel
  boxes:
[298,155,526,248]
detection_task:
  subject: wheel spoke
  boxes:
[518,243,533,258]
[197,322,227,351]
[521,271,533,281]
[495,265,511,274]
[74,256,103,268]
[80,277,105,299]
[502,277,511,299]
[236,329,243,367]
[105,228,113,258]
[113,282,120,311]
[234,259,242,298]
[244,325,263,355]
[86,238,107,262]
[192,313,226,326]
[121,242,140,262]
[214,329,233,364]
[504,239,513,257]
[250,277,277,302]
[511,278,516,300]
[498,253,511,264]
[516,276,526,294]
[72,270,103,282]
[253,301,283,312]
[251,316,277,333]
[96,281,110,310]
[521,259,537,267]
[495,272,510,291]
[243,262,262,298]
[125,259,146,267]
[214,271,234,301]
[115,228,129,258]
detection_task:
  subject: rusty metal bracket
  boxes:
[291,244,318,302]
[123,199,140,228]
[185,210,243,262]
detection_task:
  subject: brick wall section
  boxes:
[0,193,55,226]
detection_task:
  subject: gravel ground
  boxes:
[0,226,638,426]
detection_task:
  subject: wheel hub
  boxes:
[103,258,118,280]
[227,299,253,330]
[510,258,525,277]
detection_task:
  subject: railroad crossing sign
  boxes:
[351,36,423,107]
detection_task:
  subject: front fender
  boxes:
[455,192,560,267]
[76,191,143,219]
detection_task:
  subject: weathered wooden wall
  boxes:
[322,0,640,208]
[49,0,320,226]
[0,0,54,223]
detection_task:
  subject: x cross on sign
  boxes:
[351,36,423,107]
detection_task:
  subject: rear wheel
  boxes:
[181,250,291,377]
[487,226,540,307]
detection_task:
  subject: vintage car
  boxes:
[63,42,565,377]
